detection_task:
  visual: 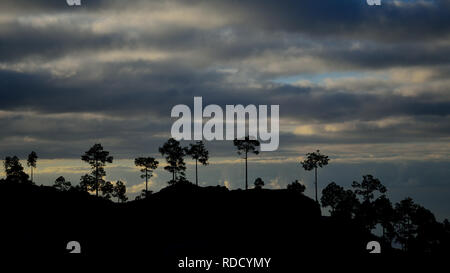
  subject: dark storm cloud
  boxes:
[1,0,450,70]
[321,42,450,69]
[0,21,295,66]
[1,66,449,161]
[0,0,115,12]
[0,63,231,116]
[0,21,121,62]
[0,0,449,159]
[2,67,449,121]
[208,0,450,42]
[277,88,450,121]
[278,117,450,147]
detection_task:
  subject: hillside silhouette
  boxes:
[1,141,449,270]
[1,180,379,265]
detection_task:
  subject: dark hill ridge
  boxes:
[0,181,376,269]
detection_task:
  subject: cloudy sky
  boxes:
[0,0,449,219]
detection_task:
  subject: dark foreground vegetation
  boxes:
[1,139,449,270]
[0,181,371,264]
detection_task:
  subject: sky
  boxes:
[0,0,449,220]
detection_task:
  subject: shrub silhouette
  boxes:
[254,177,264,189]
[135,189,152,201]
[287,180,306,194]
[53,176,72,191]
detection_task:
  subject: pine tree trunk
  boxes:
[145,168,148,195]
[315,167,318,202]
[245,151,248,190]
[30,167,33,183]
[95,162,99,197]
[195,159,198,186]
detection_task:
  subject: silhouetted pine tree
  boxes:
[186,141,209,186]
[233,136,260,190]
[81,144,113,196]
[27,151,38,183]
[159,138,186,184]
[4,156,30,184]
[135,157,158,198]
[112,181,128,203]
[301,150,329,202]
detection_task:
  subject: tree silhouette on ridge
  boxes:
[4,156,30,184]
[112,180,128,203]
[186,141,209,186]
[159,138,186,184]
[53,176,72,191]
[27,151,38,184]
[81,143,113,197]
[135,157,159,198]
[301,150,329,203]
[233,136,260,190]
